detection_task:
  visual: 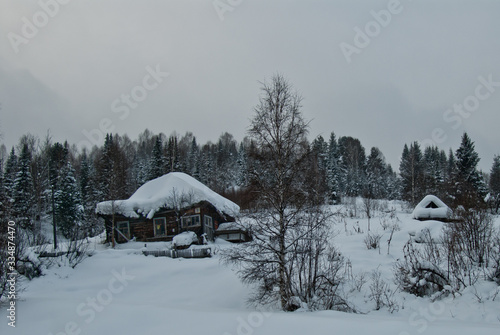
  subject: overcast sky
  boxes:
[1,0,499,171]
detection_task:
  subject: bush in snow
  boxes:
[379,209,401,231]
[394,208,499,297]
[369,269,399,313]
[364,232,382,250]
[445,207,495,268]
[486,233,500,285]
[394,237,451,297]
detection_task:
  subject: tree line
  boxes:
[0,123,499,240]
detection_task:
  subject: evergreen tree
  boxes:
[94,133,130,226]
[148,135,165,180]
[399,142,424,205]
[79,153,102,236]
[2,148,18,216]
[55,161,83,238]
[188,137,200,179]
[385,164,400,200]
[214,132,239,192]
[365,147,387,199]
[236,142,249,187]
[312,135,328,172]
[133,156,149,188]
[13,144,35,230]
[423,146,446,198]
[166,135,180,173]
[48,142,69,186]
[454,132,487,208]
[0,157,5,220]
[489,155,500,213]
[326,132,341,203]
[338,136,366,197]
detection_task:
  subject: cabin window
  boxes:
[181,215,201,228]
[117,221,130,239]
[153,217,167,236]
[204,215,213,228]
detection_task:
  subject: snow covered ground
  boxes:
[2,202,499,335]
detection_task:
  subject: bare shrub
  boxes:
[350,272,368,293]
[369,269,399,313]
[379,210,401,231]
[65,226,89,268]
[445,208,494,268]
[364,232,382,250]
[487,233,500,285]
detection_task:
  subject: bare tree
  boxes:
[222,75,349,311]
[244,74,310,310]
[361,195,377,232]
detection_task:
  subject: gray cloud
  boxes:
[0,0,499,171]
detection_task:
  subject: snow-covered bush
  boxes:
[395,209,499,297]
[394,237,451,297]
[396,229,448,296]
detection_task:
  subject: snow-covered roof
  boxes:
[412,195,452,220]
[96,172,240,219]
[216,222,243,232]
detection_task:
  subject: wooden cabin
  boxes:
[96,172,239,244]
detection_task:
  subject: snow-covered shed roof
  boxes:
[96,172,240,219]
[412,195,452,220]
[216,222,242,232]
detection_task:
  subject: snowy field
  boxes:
[2,203,500,335]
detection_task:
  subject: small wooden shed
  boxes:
[412,195,452,221]
[215,222,252,243]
